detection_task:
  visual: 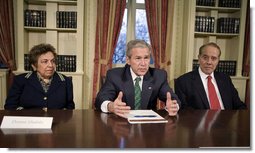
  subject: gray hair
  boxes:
[199,42,221,57]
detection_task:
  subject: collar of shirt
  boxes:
[130,67,143,89]
[198,67,213,97]
[37,73,53,84]
[37,73,53,93]
[198,67,215,82]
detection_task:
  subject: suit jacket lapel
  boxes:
[47,73,62,95]
[214,73,227,108]
[122,65,136,109]
[28,72,45,94]
[141,73,153,109]
[193,70,210,109]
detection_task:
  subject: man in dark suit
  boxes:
[175,42,246,109]
[95,39,180,118]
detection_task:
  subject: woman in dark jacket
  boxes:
[5,43,75,110]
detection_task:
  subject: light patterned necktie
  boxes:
[134,77,141,110]
[207,76,221,109]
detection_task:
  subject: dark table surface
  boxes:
[0,109,250,148]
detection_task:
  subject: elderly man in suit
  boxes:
[95,39,180,118]
[174,42,246,109]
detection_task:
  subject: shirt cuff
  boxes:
[101,100,111,113]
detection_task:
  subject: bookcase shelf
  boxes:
[24,27,47,31]
[25,0,77,5]
[15,0,84,108]
[194,32,239,38]
[25,27,77,32]
[196,6,240,13]
[181,0,248,101]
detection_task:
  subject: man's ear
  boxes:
[31,64,36,71]
[126,56,130,65]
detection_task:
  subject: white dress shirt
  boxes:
[198,67,225,109]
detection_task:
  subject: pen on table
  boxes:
[134,115,157,118]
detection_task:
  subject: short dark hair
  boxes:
[126,39,152,58]
[29,43,57,66]
[199,42,221,57]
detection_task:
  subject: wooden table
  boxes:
[0,109,250,148]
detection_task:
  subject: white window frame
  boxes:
[112,0,146,68]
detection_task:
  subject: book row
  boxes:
[24,9,46,27]
[196,0,215,6]
[218,0,240,8]
[24,54,76,72]
[217,18,240,34]
[193,60,236,76]
[195,16,215,33]
[195,16,240,34]
[24,9,77,29]
[196,0,240,8]
[56,11,77,28]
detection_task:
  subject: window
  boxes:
[135,9,149,41]
[113,9,127,64]
[113,0,150,64]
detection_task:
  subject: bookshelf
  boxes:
[181,0,248,101]
[15,0,84,108]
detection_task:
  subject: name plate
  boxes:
[0,116,53,129]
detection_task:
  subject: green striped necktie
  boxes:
[134,77,141,109]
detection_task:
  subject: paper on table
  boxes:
[126,110,168,124]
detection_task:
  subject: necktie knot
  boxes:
[135,77,141,83]
[207,75,212,80]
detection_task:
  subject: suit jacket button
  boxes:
[44,97,47,100]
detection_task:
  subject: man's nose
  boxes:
[206,58,214,64]
[140,59,146,65]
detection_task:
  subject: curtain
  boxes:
[92,0,125,107]
[145,0,174,109]
[145,0,174,70]
[243,1,250,108]
[242,1,249,77]
[0,0,16,89]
